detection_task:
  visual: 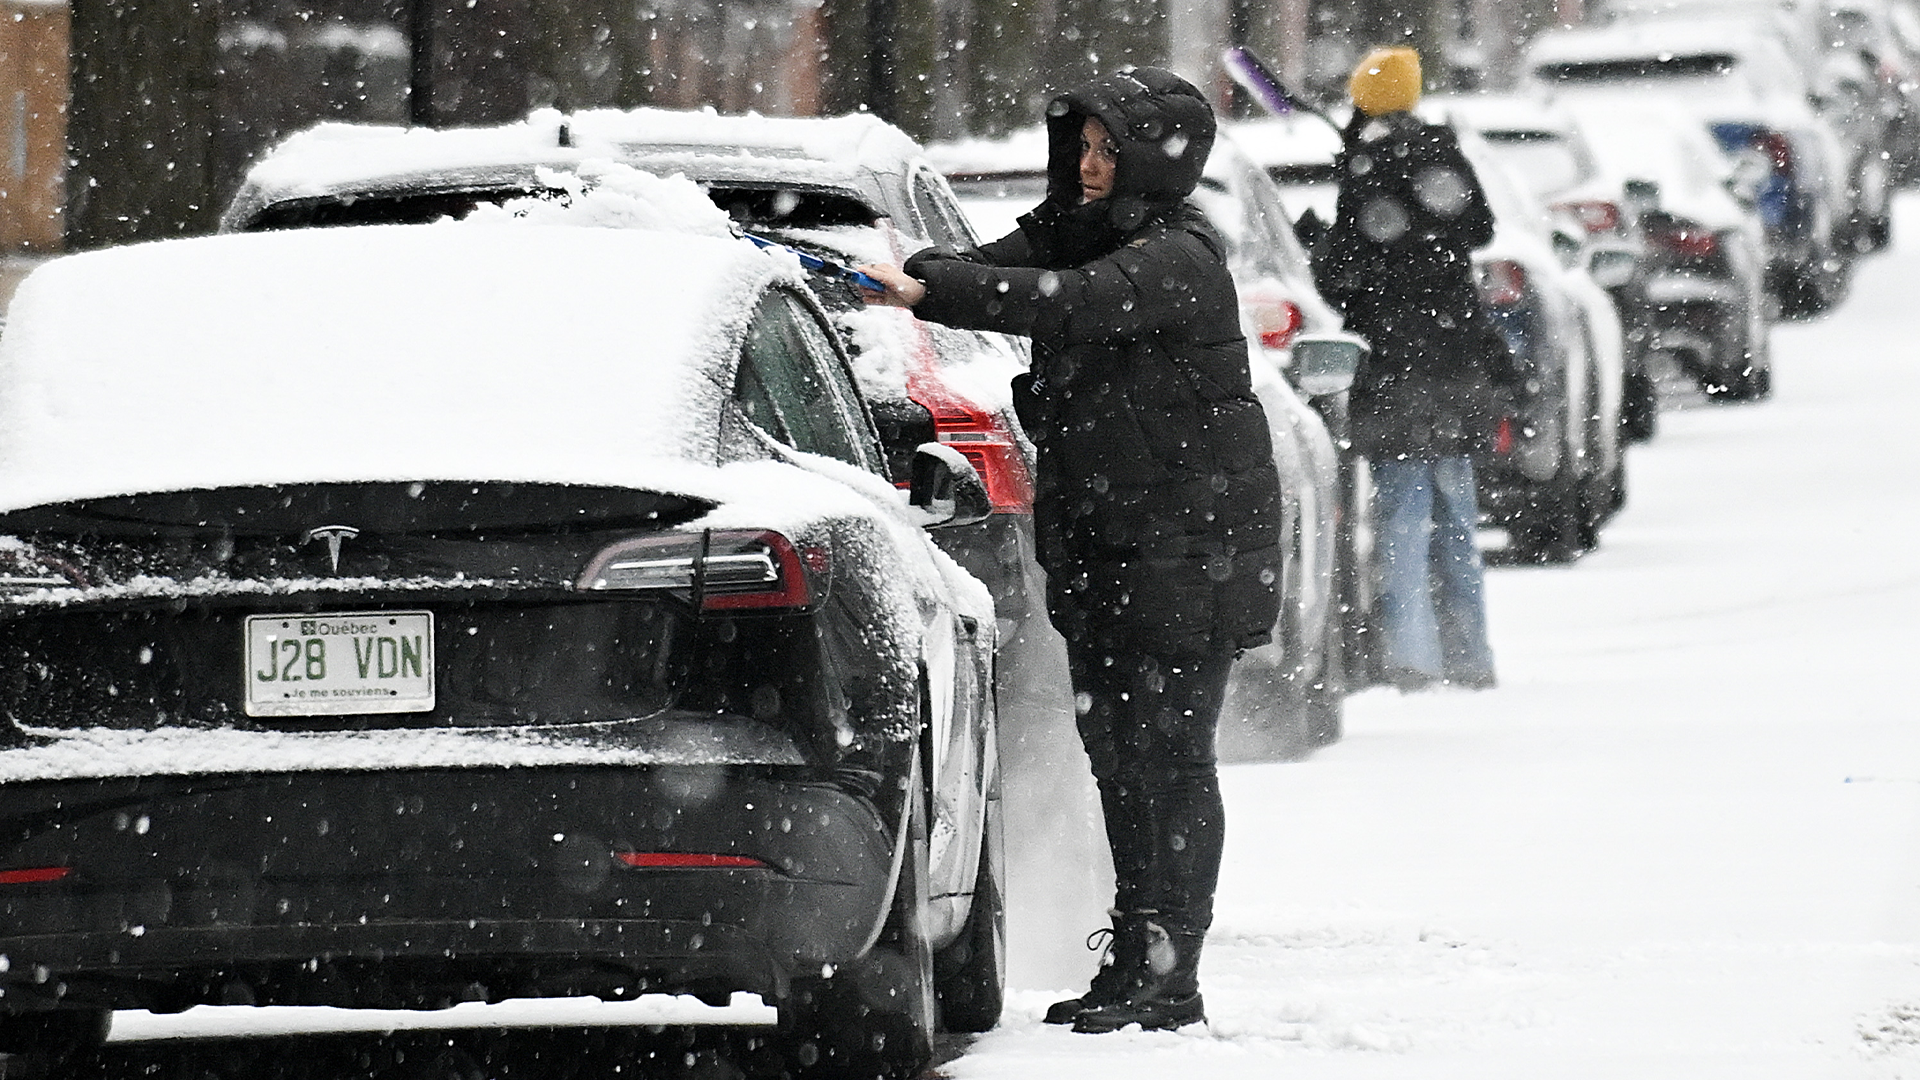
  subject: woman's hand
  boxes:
[855,263,927,308]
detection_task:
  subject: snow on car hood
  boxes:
[0,223,796,512]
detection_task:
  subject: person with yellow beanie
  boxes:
[1312,47,1517,691]
[1349,45,1423,117]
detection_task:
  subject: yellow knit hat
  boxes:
[1349,47,1422,117]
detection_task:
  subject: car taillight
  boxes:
[1554,200,1622,235]
[0,867,71,885]
[615,852,768,869]
[1754,130,1793,174]
[1244,292,1305,351]
[1649,224,1720,258]
[1478,260,1528,307]
[1494,416,1515,456]
[906,370,1033,514]
[577,529,824,611]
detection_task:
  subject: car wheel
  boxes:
[777,757,936,1080]
[1710,364,1772,403]
[1619,365,1659,444]
[1295,620,1344,748]
[1702,304,1773,403]
[932,794,1006,1033]
[1865,211,1893,253]
[1506,472,1588,565]
[1772,258,1843,321]
[0,1009,111,1079]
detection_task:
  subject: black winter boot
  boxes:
[1043,912,1147,1024]
[1070,919,1206,1033]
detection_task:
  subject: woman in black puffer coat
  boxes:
[859,67,1282,1034]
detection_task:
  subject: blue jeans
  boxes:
[1370,456,1495,683]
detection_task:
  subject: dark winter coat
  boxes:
[904,67,1283,657]
[1314,110,1514,460]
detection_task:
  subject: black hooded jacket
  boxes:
[904,68,1283,656]
[1313,110,1515,459]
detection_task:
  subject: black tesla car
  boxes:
[0,222,1001,1079]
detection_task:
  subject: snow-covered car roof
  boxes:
[1427,93,1601,201]
[569,108,924,221]
[1430,92,1577,138]
[1525,16,1809,92]
[925,124,1296,237]
[1559,101,1757,230]
[0,223,815,513]
[225,108,930,235]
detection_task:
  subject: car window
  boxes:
[734,290,883,472]
[1476,130,1593,199]
[909,168,979,246]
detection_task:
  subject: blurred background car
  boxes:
[1453,128,1629,564]
[926,125,1366,750]
[1433,92,1659,443]
[1567,101,1776,403]
[1225,108,1630,564]
[1523,15,1858,318]
[0,220,1001,1077]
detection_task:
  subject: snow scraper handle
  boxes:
[743,233,885,292]
[1222,45,1335,125]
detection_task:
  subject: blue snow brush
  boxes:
[1222,45,1330,124]
[742,233,885,293]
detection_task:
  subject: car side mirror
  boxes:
[1623,178,1660,214]
[1290,333,1367,397]
[1587,246,1637,289]
[1551,228,1584,270]
[907,442,993,529]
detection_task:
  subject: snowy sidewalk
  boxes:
[950,195,1920,1079]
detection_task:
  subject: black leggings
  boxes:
[1067,639,1231,933]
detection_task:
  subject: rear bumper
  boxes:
[0,916,788,1012]
[0,764,902,1014]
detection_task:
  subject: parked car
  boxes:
[1431,92,1659,442]
[1523,16,1857,317]
[1453,130,1630,563]
[0,221,1001,1078]
[220,108,1062,747]
[926,126,1365,748]
[1565,100,1775,403]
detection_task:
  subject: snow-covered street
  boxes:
[952,196,1920,1078]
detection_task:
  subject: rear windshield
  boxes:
[699,184,880,229]
[244,186,568,230]
[1477,131,1592,199]
[1535,53,1736,83]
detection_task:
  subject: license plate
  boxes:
[244,611,435,717]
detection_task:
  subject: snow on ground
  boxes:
[953,195,1920,1079]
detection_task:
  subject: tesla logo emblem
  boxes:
[301,525,361,574]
